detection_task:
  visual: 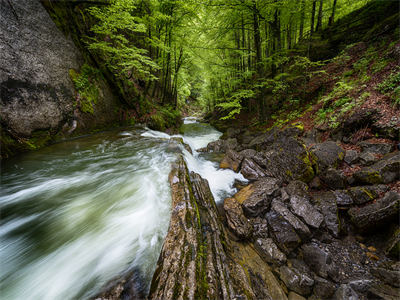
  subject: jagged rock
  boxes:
[313,192,340,237]
[386,227,400,258]
[234,178,280,217]
[348,191,400,230]
[219,150,243,172]
[248,129,277,150]
[289,195,324,229]
[149,157,255,299]
[358,151,379,166]
[223,197,253,239]
[254,238,287,266]
[202,138,238,153]
[371,261,400,288]
[252,217,269,239]
[279,265,314,296]
[170,137,192,154]
[333,190,353,206]
[333,284,360,300]
[301,243,333,279]
[266,210,302,254]
[288,292,306,300]
[359,140,394,155]
[312,276,336,299]
[271,199,311,239]
[348,186,383,205]
[311,141,345,171]
[344,150,359,165]
[353,152,400,184]
[239,148,257,160]
[320,168,347,189]
[263,137,316,183]
[285,181,310,199]
[367,283,400,300]
[240,158,267,180]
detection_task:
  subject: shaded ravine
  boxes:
[0,119,244,299]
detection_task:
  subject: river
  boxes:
[0,119,245,299]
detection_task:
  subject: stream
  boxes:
[0,118,245,300]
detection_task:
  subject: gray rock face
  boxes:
[271,199,311,238]
[223,197,252,239]
[301,243,333,279]
[344,149,359,165]
[313,192,340,237]
[0,0,80,136]
[353,152,400,184]
[311,141,345,171]
[254,238,287,266]
[348,191,400,230]
[333,190,353,206]
[320,168,347,189]
[289,195,324,229]
[279,266,314,296]
[333,284,360,300]
[358,151,379,166]
[240,157,267,180]
[266,210,302,254]
[312,276,336,299]
[239,178,280,217]
[359,140,394,155]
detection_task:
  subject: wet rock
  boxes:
[320,168,347,189]
[201,138,238,153]
[271,199,311,239]
[344,150,359,165]
[358,151,379,166]
[333,190,353,206]
[333,284,360,300]
[285,181,310,199]
[348,191,400,230]
[313,192,340,237]
[223,198,252,239]
[254,238,287,266]
[252,217,269,239]
[288,292,306,300]
[353,152,400,184]
[266,210,302,254]
[289,195,324,229]
[311,141,345,171]
[279,265,314,296]
[219,150,243,172]
[367,282,400,300]
[263,137,316,183]
[348,186,381,205]
[312,276,336,299]
[386,227,400,258]
[371,261,400,288]
[149,157,255,299]
[240,158,267,180]
[359,140,394,155]
[301,243,333,279]
[235,178,280,217]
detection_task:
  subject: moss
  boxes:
[366,171,382,184]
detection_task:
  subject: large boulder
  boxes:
[219,150,243,172]
[312,192,340,237]
[266,209,302,254]
[301,243,335,279]
[310,141,345,171]
[240,158,267,180]
[234,178,280,217]
[353,152,400,184]
[320,168,347,189]
[279,266,314,296]
[348,191,400,230]
[223,197,252,239]
[289,195,324,229]
[359,139,394,155]
[254,238,287,266]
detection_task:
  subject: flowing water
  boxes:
[0,119,245,300]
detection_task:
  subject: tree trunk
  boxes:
[316,0,323,31]
[299,0,305,39]
[329,0,338,26]
[310,0,316,34]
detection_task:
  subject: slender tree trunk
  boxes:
[299,0,305,39]
[329,0,337,26]
[310,0,316,34]
[316,0,323,31]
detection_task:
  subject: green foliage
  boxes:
[149,106,181,131]
[377,69,400,105]
[322,80,354,106]
[69,64,100,114]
